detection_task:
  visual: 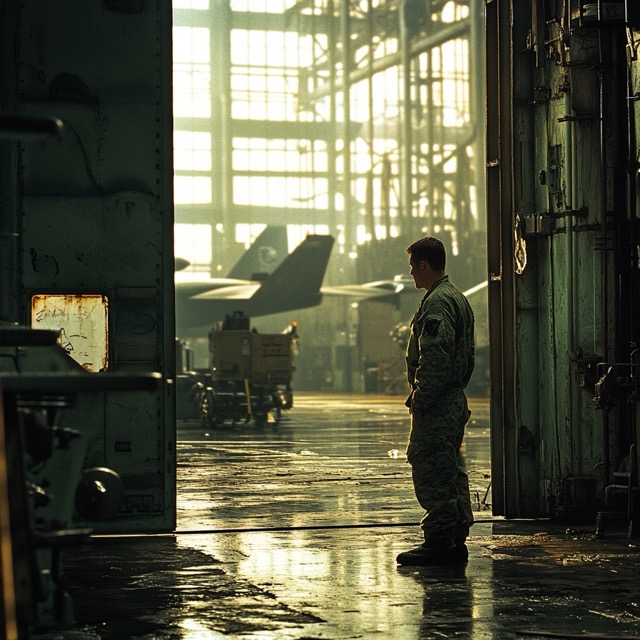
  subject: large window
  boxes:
[172,1,479,274]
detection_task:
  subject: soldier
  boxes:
[396,236,475,566]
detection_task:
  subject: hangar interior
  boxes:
[172,0,488,394]
[1,0,640,638]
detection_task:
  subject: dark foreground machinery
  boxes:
[177,318,296,428]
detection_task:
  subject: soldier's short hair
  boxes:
[406,236,446,272]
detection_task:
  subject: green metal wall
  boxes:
[487,0,640,520]
[1,1,176,532]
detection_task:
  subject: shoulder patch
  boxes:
[425,318,441,336]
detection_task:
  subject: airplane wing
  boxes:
[320,275,414,302]
[176,278,255,298]
[176,234,335,334]
[191,284,261,300]
[320,277,488,303]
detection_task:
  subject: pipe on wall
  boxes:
[563,77,581,475]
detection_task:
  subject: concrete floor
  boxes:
[57,393,640,640]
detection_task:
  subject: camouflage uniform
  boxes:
[405,275,475,544]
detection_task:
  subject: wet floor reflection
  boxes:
[179,528,551,639]
[56,393,640,639]
[62,524,640,639]
[176,394,492,532]
[401,564,475,638]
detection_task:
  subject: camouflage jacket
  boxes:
[405,275,475,412]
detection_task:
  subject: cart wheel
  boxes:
[186,381,205,420]
[199,387,219,429]
[253,411,267,428]
[283,385,293,410]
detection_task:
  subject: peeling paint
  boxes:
[31,293,109,371]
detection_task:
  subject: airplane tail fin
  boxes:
[227,226,288,280]
[250,234,335,307]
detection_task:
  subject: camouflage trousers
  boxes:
[407,395,474,542]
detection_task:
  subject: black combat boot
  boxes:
[396,534,467,566]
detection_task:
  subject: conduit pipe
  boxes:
[597,0,610,364]
[597,0,611,488]
[563,72,580,475]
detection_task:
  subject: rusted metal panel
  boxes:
[31,294,109,373]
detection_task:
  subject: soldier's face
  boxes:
[409,257,427,289]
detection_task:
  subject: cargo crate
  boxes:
[209,330,293,382]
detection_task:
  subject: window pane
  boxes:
[174,131,212,171]
[174,176,212,204]
[175,223,212,279]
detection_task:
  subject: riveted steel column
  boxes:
[485,0,517,517]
